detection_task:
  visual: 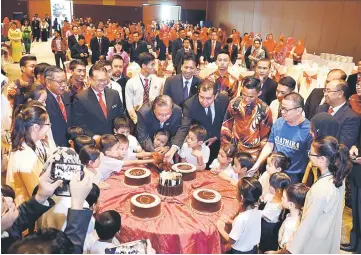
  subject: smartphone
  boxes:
[105,240,147,254]
[51,163,84,197]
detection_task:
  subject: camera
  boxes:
[51,163,84,196]
[105,240,147,254]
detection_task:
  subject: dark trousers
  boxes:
[32,29,40,42]
[55,52,66,69]
[227,246,257,254]
[349,164,361,253]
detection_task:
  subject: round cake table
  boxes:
[97,166,239,254]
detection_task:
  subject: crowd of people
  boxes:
[1,14,361,254]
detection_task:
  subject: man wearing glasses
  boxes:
[315,79,360,149]
[304,69,347,120]
[249,92,313,183]
[73,63,125,137]
[44,66,72,147]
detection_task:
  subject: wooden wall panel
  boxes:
[28,0,51,20]
[207,0,361,61]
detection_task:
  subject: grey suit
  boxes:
[316,103,360,149]
[163,74,202,107]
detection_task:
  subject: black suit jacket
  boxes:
[304,88,324,120]
[203,40,222,63]
[112,75,129,109]
[90,37,110,64]
[68,34,78,51]
[177,93,230,141]
[163,74,202,106]
[346,73,358,96]
[171,38,183,63]
[191,39,203,65]
[137,102,183,152]
[130,40,148,63]
[45,89,72,147]
[174,48,195,74]
[70,43,89,66]
[224,44,239,65]
[72,87,124,136]
[316,103,360,149]
[259,78,277,105]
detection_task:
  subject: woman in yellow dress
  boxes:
[8,21,22,63]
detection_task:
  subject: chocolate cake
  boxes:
[130,193,161,218]
[124,168,151,186]
[172,163,197,181]
[157,171,183,196]
[192,189,222,213]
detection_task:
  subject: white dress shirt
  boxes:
[329,101,346,116]
[107,80,123,103]
[182,75,193,96]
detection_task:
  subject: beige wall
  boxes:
[207,0,361,61]
[73,0,206,9]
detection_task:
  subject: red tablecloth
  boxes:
[98,166,239,254]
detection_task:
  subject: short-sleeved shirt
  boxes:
[268,118,313,174]
[178,143,210,166]
[229,208,262,252]
[210,159,238,180]
[127,134,141,152]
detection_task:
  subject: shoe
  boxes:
[340,244,355,252]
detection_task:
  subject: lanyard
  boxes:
[316,171,333,183]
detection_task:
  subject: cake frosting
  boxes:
[124,168,151,186]
[130,193,161,218]
[192,189,222,213]
[172,163,197,181]
[157,171,183,196]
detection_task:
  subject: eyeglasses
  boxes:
[48,79,68,85]
[44,123,52,126]
[93,79,109,85]
[280,106,300,114]
[308,151,321,157]
[323,89,342,94]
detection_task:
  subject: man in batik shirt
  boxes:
[206,50,239,99]
[221,77,272,159]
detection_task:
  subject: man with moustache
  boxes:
[254,58,277,105]
[111,55,128,109]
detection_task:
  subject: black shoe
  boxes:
[340,244,356,252]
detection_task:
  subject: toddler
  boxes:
[153,129,170,149]
[113,117,142,153]
[67,126,84,149]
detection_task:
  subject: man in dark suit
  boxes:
[137,95,184,152]
[191,31,203,66]
[43,66,72,147]
[45,14,51,38]
[224,37,239,65]
[72,63,124,137]
[305,69,347,120]
[346,59,361,96]
[171,28,187,64]
[174,37,194,74]
[90,28,110,64]
[70,35,89,66]
[164,53,202,107]
[111,54,128,109]
[67,25,80,50]
[316,80,360,149]
[130,31,148,64]
[31,14,40,42]
[164,80,229,165]
[203,30,221,63]
[254,58,277,105]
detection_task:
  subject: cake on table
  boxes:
[172,163,197,181]
[124,168,151,186]
[192,189,222,213]
[130,193,161,218]
[157,171,183,196]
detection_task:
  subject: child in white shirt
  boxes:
[98,134,154,180]
[210,144,236,174]
[89,210,121,254]
[153,129,170,149]
[259,172,291,252]
[276,183,309,253]
[217,150,254,187]
[259,152,291,202]
[216,177,263,253]
[178,125,210,171]
[113,117,143,153]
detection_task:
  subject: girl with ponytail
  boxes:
[6,102,52,205]
[285,136,352,254]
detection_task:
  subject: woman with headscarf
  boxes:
[263,33,276,59]
[40,19,49,42]
[8,22,22,63]
[273,36,286,65]
[290,40,306,65]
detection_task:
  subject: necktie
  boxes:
[328,107,334,115]
[56,95,67,121]
[194,41,197,51]
[97,92,107,119]
[135,42,138,50]
[143,78,149,104]
[183,81,189,100]
[206,107,213,124]
[160,122,164,128]
[211,41,215,58]
[98,38,102,53]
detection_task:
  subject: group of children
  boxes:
[213,149,310,253]
[52,114,310,254]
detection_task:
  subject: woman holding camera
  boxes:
[6,102,52,205]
